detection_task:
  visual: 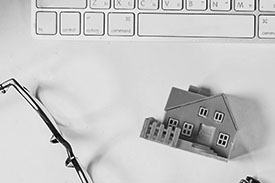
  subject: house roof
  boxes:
[164,87,206,111]
[165,87,238,131]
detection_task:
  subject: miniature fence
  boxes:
[140,117,181,148]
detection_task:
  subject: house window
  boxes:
[198,107,208,118]
[214,111,224,123]
[168,118,179,129]
[216,132,230,148]
[181,122,194,137]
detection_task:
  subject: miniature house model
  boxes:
[140,86,238,161]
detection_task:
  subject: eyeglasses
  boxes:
[0,78,93,183]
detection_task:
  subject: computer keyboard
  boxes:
[32,0,275,42]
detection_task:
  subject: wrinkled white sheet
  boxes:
[0,1,275,183]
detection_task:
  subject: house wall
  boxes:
[163,95,237,158]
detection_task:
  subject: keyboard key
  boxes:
[259,0,275,12]
[259,16,275,39]
[36,11,57,35]
[138,0,159,10]
[91,0,111,9]
[114,0,135,9]
[138,14,255,38]
[60,12,81,35]
[84,13,105,36]
[36,0,87,8]
[210,0,231,11]
[186,0,207,11]
[162,0,183,10]
[108,13,134,36]
[234,0,255,11]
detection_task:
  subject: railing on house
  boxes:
[140,117,181,148]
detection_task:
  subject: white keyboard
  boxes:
[32,0,275,42]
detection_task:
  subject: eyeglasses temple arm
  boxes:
[0,78,64,143]
[0,78,93,183]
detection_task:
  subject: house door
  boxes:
[196,124,216,147]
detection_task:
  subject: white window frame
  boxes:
[181,122,194,137]
[214,111,224,123]
[168,118,179,128]
[216,132,230,148]
[198,106,208,118]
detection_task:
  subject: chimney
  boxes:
[188,85,211,97]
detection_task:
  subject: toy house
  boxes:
[140,86,238,161]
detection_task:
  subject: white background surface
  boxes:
[1,0,275,183]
